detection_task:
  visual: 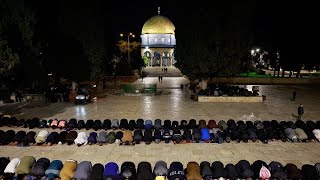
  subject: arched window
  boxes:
[155,38,158,42]
[168,38,171,43]
[161,37,164,42]
[149,37,151,42]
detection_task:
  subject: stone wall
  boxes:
[208,77,320,85]
[198,96,263,102]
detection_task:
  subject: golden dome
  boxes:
[142,15,175,34]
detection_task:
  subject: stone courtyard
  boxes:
[1,74,320,168]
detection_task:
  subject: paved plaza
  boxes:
[1,76,320,168]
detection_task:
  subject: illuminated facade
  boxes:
[141,11,176,67]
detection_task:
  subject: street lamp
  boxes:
[120,33,135,65]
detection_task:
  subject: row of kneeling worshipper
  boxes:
[1,122,320,146]
[0,157,320,180]
[0,127,320,147]
[2,117,320,134]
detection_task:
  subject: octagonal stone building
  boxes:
[141,10,176,67]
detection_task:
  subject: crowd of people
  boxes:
[1,118,320,147]
[0,157,320,180]
[196,85,259,97]
[1,117,320,179]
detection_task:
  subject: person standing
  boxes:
[158,76,161,82]
[292,89,296,101]
[297,104,304,120]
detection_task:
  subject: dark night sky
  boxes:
[103,0,318,48]
[34,0,319,56]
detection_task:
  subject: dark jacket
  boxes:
[154,129,162,141]
[137,162,154,180]
[46,132,60,144]
[31,158,50,176]
[85,119,94,130]
[200,161,213,180]
[88,132,98,144]
[168,162,185,180]
[211,161,226,178]
[103,119,111,130]
[65,131,78,145]
[162,129,171,143]
[285,163,302,179]
[172,128,182,143]
[115,131,123,140]
[77,120,85,130]
[298,106,304,115]
[136,119,144,129]
[183,129,192,142]
[154,119,162,130]
[269,161,287,180]
[120,119,129,129]
[134,130,143,143]
[164,120,172,129]
[188,119,197,129]
[58,131,68,144]
[29,118,40,129]
[24,131,36,145]
[192,128,201,142]
[88,163,104,180]
[13,131,26,143]
[235,160,254,178]
[301,164,319,180]
[179,120,188,129]
[120,162,136,180]
[93,120,102,131]
[0,157,10,175]
[144,129,153,144]
[128,120,136,131]
[225,164,239,180]
[172,121,179,129]
[0,130,15,145]
[67,118,77,129]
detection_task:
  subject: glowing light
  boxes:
[120,33,123,37]
[256,48,260,52]
[146,46,149,49]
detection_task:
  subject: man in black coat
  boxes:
[298,104,304,120]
